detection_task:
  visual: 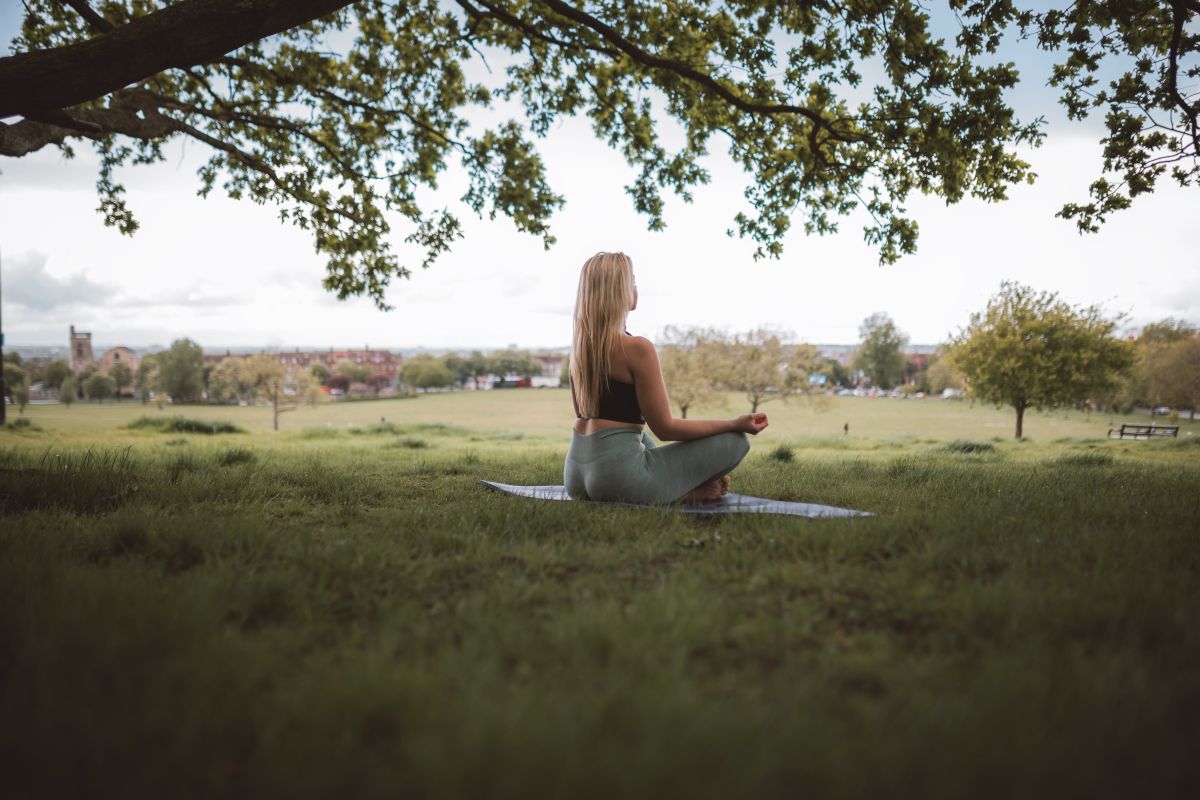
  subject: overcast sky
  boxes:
[2,5,1196,352]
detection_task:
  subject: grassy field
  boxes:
[2,392,1198,798]
[10,387,1200,443]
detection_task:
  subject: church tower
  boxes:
[69,325,94,373]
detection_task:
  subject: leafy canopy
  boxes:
[2,1,1196,307]
[657,325,728,418]
[952,281,1133,438]
[853,312,908,390]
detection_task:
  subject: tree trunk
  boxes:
[272,381,280,431]
[750,397,760,413]
[680,405,689,419]
[1015,402,1025,439]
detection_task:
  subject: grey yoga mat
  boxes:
[480,481,872,519]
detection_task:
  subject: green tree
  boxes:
[239,354,309,430]
[335,360,375,386]
[84,373,116,402]
[1145,335,1200,419]
[3,363,26,406]
[135,356,160,404]
[925,349,965,395]
[8,2,1194,306]
[853,313,908,390]
[443,354,466,389]
[717,328,818,413]
[309,362,331,384]
[1139,318,1197,347]
[42,359,71,391]
[399,354,454,392]
[207,358,248,404]
[13,373,31,414]
[952,282,1134,439]
[109,362,134,398]
[1126,319,1197,409]
[59,375,76,407]
[77,364,99,387]
[464,351,489,390]
[657,326,727,419]
[156,339,205,402]
[487,350,540,381]
[817,358,851,390]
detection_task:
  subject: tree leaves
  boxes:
[4,1,1194,306]
[951,282,1134,437]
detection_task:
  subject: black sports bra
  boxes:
[589,377,644,424]
[571,332,646,425]
[570,376,645,425]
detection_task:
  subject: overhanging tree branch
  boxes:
[59,0,116,34]
[0,0,353,118]
[531,0,857,140]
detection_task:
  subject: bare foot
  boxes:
[679,475,731,504]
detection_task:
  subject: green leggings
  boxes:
[563,427,751,504]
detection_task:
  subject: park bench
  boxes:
[1108,423,1179,440]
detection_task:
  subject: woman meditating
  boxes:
[565,251,769,504]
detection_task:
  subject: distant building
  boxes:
[99,346,140,376]
[205,348,403,385]
[68,325,94,373]
[532,351,567,387]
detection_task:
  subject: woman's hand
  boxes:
[734,413,769,435]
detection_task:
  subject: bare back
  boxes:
[572,337,643,436]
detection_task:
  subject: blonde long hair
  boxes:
[571,252,635,418]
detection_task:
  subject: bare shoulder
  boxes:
[622,336,660,377]
[623,335,657,360]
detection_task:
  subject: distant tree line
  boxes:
[652,327,828,417]
[5,297,1192,436]
[2,341,559,408]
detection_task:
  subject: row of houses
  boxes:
[202,348,405,384]
[67,326,567,388]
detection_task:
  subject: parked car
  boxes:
[1152,406,1171,416]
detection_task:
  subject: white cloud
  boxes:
[1,109,1196,350]
[3,251,117,310]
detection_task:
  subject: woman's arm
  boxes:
[624,336,768,442]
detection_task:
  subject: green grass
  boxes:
[1,395,1198,797]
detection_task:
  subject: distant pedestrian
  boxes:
[843,422,849,436]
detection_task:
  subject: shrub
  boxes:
[386,436,430,449]
[126,416,244,435]
[217,447,257,466]
[3,417,40,432]
[166,452,201,483]
[767,444,795,463]
[301,426,342,439]
[942,440,996,455]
